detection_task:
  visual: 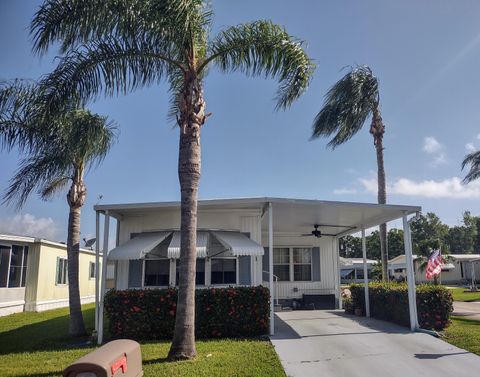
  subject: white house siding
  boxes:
[261,233,336,300]
[114,209,262,289]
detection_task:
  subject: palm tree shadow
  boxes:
[0,308,96,355]
[415,351,470,359]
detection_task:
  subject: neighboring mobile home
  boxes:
[389,254,480,284]
[0,234,97,316]
[340,257,377,283]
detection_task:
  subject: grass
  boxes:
[442,316,480,356]
[448,287,480,302]
[0,305,285,377]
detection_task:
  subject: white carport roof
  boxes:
[95,197,421,238]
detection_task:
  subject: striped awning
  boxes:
[211,231,264,256]
[108,231,172,260]
[167,231,209,258]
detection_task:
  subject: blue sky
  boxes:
[1,0,480,242]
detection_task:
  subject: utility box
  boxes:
[64,339,143,377]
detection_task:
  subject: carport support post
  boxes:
[402,213,419,331]
[98,211,110,345]
[334,237,342,309]
[94,211,100,334]
[361,228,370,317]
[268,202,274,335]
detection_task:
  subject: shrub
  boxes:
[104,286,270,340]
[348,282,453,330]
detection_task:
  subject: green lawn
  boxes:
[442,316,480,356]
[0,305,285,377]
[448,287,480,302]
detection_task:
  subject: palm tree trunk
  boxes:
[66,177,87,336]
[371,108,388,281]
[168,74,205,361]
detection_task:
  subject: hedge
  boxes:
[346,282,453,330]
[104,286,270,340]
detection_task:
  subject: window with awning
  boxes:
[109,230,264,260]
[110,230,263,289]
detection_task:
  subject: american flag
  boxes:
[425,249,444,280]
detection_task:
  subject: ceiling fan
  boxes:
[301,224,337,238]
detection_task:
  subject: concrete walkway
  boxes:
[271,310,480,377]
[453,301,480,320]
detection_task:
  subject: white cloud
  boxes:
[0,213,61,240]
[333,188,357,195]
[423,137,442,154]
[423,136,447,167]
[477,134,480,140]
[360,176,480,199]
[466,142,476,153]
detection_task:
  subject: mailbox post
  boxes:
[64,340,143,377]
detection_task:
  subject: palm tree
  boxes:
[462,151,480,183]
[311,65,389,281]
[29,0,314,359]
[0,83,117,335]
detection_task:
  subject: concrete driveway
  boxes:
[453,301,480,320]
[271,310,480,377]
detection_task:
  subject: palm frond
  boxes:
[203,20,314,109]
[462,150,480,183]
[36,38,184,117]
[31,0,211,60]
[311,65,379,148]
[0,80,47,152]
[2,108,117,209]
[3,152,73,209]
[40,176,71,200]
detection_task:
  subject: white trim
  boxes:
[25,295,95,312]
[0,299,25,309]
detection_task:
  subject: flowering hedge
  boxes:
[346,282,453,330]
[104,286,270,339]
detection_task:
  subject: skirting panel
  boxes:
[0,301,25,316]
[25,295,95,312]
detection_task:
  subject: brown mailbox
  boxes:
[64,339,143,377]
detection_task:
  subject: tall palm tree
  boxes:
[462,151,480,183]
[0,84,117,335]
[29,0,314,359]
[311,65,389,281]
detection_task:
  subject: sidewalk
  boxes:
[453,301,480,320]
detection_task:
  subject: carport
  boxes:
[261,198,421,333]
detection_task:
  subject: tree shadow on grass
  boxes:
[0,307,96,355]
[11,371,64,377]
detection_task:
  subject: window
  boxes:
[176,259,205,286]
[211,258,236,285]
[356,269,363,279]
[144,259,169,286]
[293,248,312,281]
[0,245,29,288]
[273,247,312,282]
[273,248,290,281]
[89,262,96,279]
[56,257,68,285]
